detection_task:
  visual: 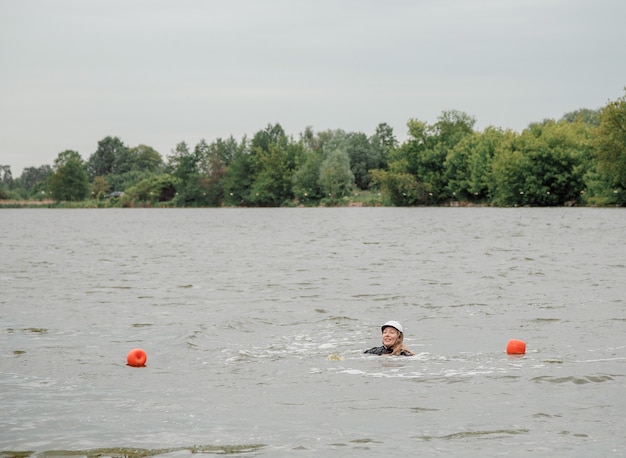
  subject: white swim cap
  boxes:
[381,320,403,334]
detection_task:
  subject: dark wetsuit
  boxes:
[364,346,412,356]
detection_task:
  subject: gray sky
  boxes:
[1,0,625,177]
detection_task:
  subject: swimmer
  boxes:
[364,320,414,356]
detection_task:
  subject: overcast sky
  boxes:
[1,0,625,177]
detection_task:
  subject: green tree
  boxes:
[421,110,475,202]
[87,136,128,179]
[301,126,323,151]
[123,174,179,204]
[245,123,299,206]
[300,128,347,157]
[191,137,238,206]
[292,148,325,203]
[198,137,237,174]
[561,108,602,126]
[15,165,53,198]
[49,150,89,201]
[375,119,429,205]
[167,141,202,206]
[0,165,10,199]
[370,168,425,206]
[105,170,159,195]
[389,111,475,204]
[415,146,448,202]
[467,128,512,199]
[445,127,511,202]
[0,165,13,199]
[222,138,252,206]
[593,90,626,197]
[0,165,13,188]
[91,176,108,199]
[318,147,354,202]
[294,128,353,204]
[370,122,398,170]
[435,110,476,150]
[344,132,378,190]
[407,118,429,145]
[444,133,476,201]
[490,120,590,206]
[100,144,164,195]
[314,129,381,191]
[489,140,525,206]
[249,143,294,206]
[127,144,164,173]
[251,123,287,152]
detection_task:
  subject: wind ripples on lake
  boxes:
[0,208,624,456]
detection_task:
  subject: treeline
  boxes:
[1,90,625,207]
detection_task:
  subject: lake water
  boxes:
[1,208,625,457]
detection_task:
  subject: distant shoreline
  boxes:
[1,199,604,209]
[0,199,56,207]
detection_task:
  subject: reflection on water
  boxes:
[1,208,625,456]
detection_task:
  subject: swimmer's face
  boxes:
[382,326,400,347]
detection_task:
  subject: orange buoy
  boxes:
[127,348,147,367]
[506,339,526,355]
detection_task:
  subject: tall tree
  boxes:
[292,148,324,203]
[49,150,89,201]
[127,145,164,173]
[318,147,354,201]
[222,144,253,206]
[375,119,429,205]
[16,165,53,197]
[434,110,476,149]
[0,165,12,199]
[251,123,287,152]
[245,124,299,206]
[249,143,294,206]
[417,110,475,201]
[0,165,12,189]
[87,136,128,179]
[490,120,589,206]
[370,122,398,170]
[343,132,377,190]
[445,127,511,201]
[167,141,201,205]
[301,126,321,151]
[593,90,626,190]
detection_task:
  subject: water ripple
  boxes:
[531,374,617,384]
